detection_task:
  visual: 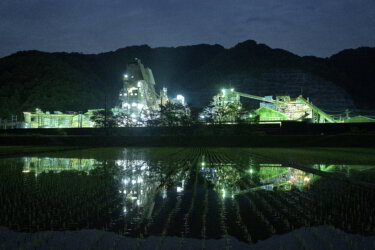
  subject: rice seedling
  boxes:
[0,147,374,248]
[200,173,209,250]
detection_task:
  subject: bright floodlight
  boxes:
[231,88,234,92]
[176,94,185,104]
[124,74,128,79]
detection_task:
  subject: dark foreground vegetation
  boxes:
[1,134,375,147]
[1,122,375,147]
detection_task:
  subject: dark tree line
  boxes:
[90,103,193,128]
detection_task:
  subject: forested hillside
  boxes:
[0,40,374,119]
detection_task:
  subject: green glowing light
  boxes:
[202,162,206,167]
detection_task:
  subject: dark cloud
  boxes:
[0,0,374,57]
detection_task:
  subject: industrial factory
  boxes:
[20,58,373,129]
[206,88,337,124]
[23,59,188,128]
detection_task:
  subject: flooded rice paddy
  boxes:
[0,147,374,245]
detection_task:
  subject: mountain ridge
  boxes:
[0,40,374,119]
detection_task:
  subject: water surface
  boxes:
[0,147,374,245]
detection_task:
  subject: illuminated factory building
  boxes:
[23,108,96,128]
[21,58,372,128]
[115,58,189,123]
[117,58,159,117]
[23,59,188,128]
[207,88,336,123]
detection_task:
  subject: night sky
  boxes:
[1,0,375,58]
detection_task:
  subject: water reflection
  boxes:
[115,159,156,216]
[0,148,373,244]
[199,160,314,198]
[18,155,370,201]
[22,157,99,176]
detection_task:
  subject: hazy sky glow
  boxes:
[1,0,375,58]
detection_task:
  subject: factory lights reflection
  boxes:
[19,155,326,202]
[6,149,373,243]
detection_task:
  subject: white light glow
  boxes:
[176,94,185,104]
[137,176,143,183]
[162,189,167,199]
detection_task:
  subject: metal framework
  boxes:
[234,91,335,123]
